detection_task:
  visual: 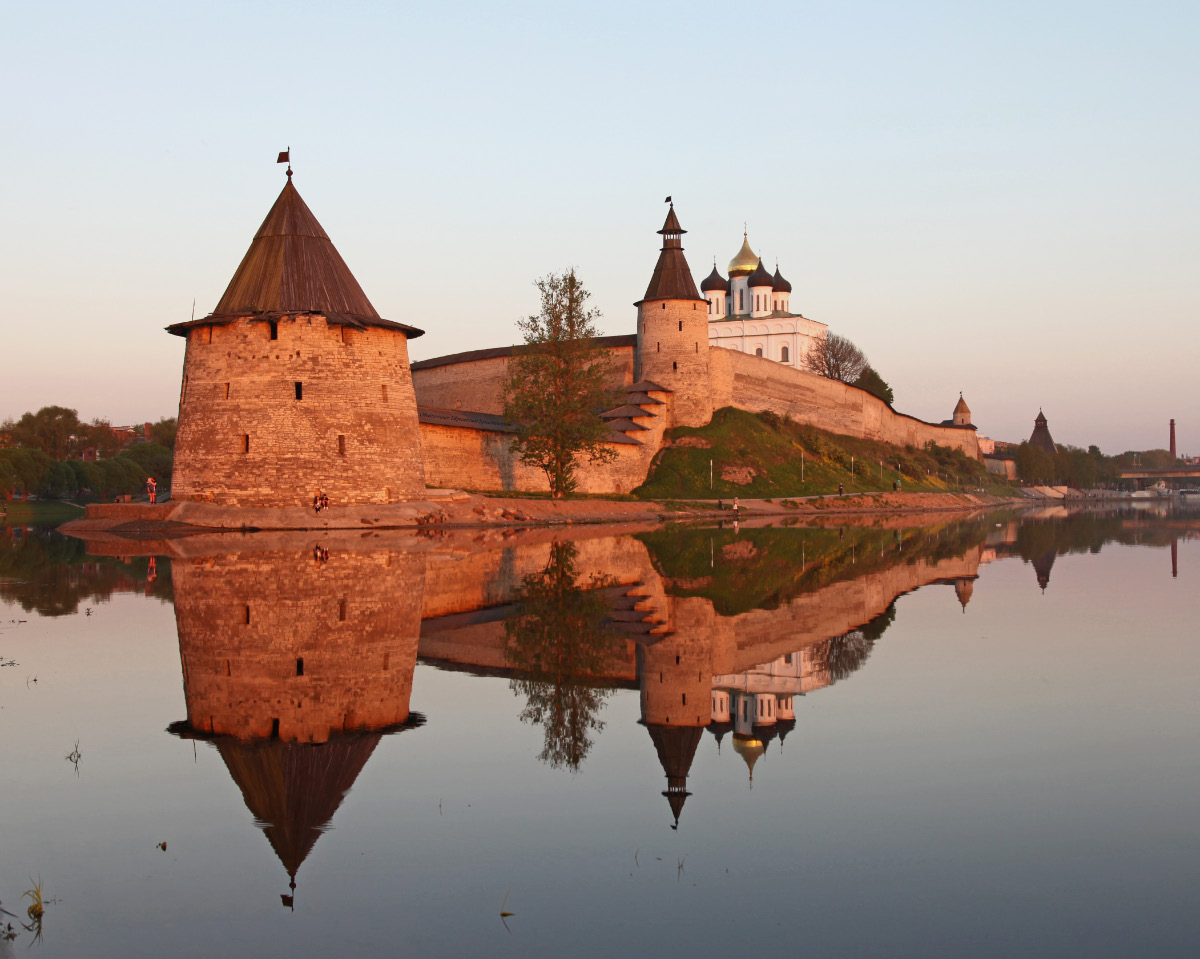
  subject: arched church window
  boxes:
[781,346,789,363]
[755,347,763,357]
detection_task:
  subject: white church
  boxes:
[702,233,828,369]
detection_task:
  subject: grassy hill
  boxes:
[633,407,1011,500]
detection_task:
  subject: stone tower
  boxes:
[953,393,972,427]
[634,203,713,428]
[167,172,426,507]
[1028,410,1057,455]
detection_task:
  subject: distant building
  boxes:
[702,233,828,370]
[1028,410,1058,455]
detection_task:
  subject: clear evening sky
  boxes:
[2,1,1196,454]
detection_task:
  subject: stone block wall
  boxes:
[412,343,637,416]
[419,422,658,494]
[172,315,425,507]
[710,348,980,458]
[172,546,425,742]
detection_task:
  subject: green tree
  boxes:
[149,417,178,450]
[853,364,894,405]
[10,406,84,460]
[502,270,617,497]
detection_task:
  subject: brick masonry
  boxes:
[173,545,425,742]
[172,315,426,507]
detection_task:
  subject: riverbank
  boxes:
[57,489,1021,539]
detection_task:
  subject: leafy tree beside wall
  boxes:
[502,270,616,498]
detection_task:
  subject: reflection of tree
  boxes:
[810,601,896,683]
[505,541,621,772]
[0,528,172,615]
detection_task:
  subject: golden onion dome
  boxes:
[727,234,758,277]
[731,733,766,780]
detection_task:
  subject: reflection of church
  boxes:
[710,648,831,783]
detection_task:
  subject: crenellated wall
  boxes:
[172,315,425,507]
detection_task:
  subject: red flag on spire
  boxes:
[277,150,290,164]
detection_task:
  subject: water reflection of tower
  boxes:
[169,546,425,906]
[637,600,716,828]
[1032,550,1056,592]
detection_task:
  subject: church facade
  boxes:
[701,234,829,371]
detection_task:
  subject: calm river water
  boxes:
[2,504,1198,958]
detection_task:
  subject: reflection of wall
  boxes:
[417,535,983,682]
[173,548,425,742]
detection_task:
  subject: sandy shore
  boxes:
[58,489,1020,540]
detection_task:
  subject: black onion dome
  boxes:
[772,267,792,293]
[701,265,727,293]
[747,259,774,288]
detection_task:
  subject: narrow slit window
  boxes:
[269,321,278,340]
[224,382,230,399]
[296,657,304,676]
[243,604,251,625]
[242,434,250,453]
[338,598,347,621]
[672,361,677,371]
[338,434,346,456]
[381,384,388,403]
[295,381,303,400]
[207,326,213,344]
[678,320,682,331]
[682,693,687,706]
[270,718,280,739]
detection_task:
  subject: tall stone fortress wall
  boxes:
[709,348,980,457]
[409,202,978,492]
[167,180,978,504]
[168,173,426,508]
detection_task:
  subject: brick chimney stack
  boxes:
[1170,419,1176,459]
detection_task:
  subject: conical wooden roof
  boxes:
[213,177,382,319]
[647,724,704,824]
[215,734,383,885]
[1028,409,1057,454]
[168,175,422,337]
[637,204,704,304]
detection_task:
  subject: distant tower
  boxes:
[635,203,713,428]
[1170,419,1176,459]
[168,172,426,507]
[953,393,972,427]
[1028,410,1058,455]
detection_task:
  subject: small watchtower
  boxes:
[952,393,972,427]
[168,171,426,507]
[634,202,713,428]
